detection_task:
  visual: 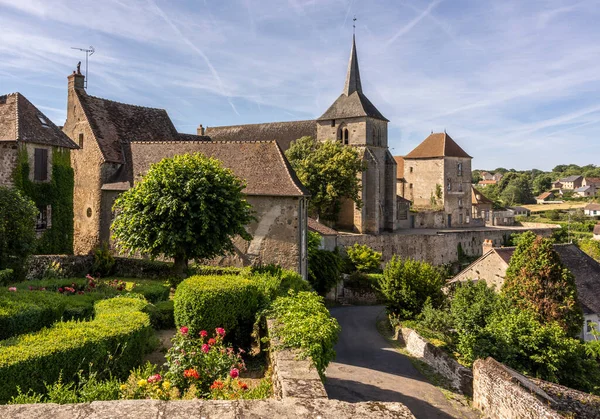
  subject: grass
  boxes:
[521,202,588,212]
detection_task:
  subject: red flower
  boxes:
[215,327,226,337]
[180,326,189,335]
[200,330,208,337]
[239,382,248,390]
[210,380,224,390]
[58,288,64,293]
[202,344,210,353]
[184,369,199,380]
[208,338,216,346]
[229,368,239,379]
[147,374,162,383]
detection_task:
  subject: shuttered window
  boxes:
[34,148,48,181]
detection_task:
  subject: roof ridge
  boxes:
[206,120,315,130]
[14,92,20,140]
[130,139,278,144]
[86,94,169,113]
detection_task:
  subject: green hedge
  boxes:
[0,297,153,403]
[0,269,14,286]
[130,280,170,303]
[145,300,175,329]
[189,265,245,276]
[174,275,261,346]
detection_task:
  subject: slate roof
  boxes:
[394,156,405,179]
[130,140,309,197]
[0,93,78,148]
[308,217,338,236]
[585,203,600,211]
[404,132,472,159]
[75,90,181,163]
[472,186,494,205]
[454,244,600,314]
[575,186,592,192]
[560,175,583,182]
[205,120,316,152]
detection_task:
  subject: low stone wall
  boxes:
[518,221,561,229]
[473,357,562,419]
[266,319,327,400]
[395,326,473,395]
[0,399,416,418]
[529,378,600,419]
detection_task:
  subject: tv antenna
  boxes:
[70,46,95,89]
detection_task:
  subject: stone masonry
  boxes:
[0,142,18,187]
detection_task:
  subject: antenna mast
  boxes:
[70,46,95,89]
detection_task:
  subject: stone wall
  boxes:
[452,251,507,290]
[529,378,600,419]
[0,142,18,187]
[0,399,415,418]
[337,227,554,266]
[395,327,472,395]
[473,357,563,419]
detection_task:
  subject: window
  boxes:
[457,162,463,176]
[36,206,49,230]
[331,119,335,127]
[78,133,84,148]
[447,180,451,191]
[458,182,463,192]
[409,183,413,189]
[459,213,463,224]
[34,148,48,181]
[409,167,413,173]
[458,198,463,208]
[37,114,49,127]
[343,128,349,145]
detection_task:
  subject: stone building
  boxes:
[397,132,472,228]
[62,70,309,276]
[0,92,78,251]
[206,35,398,234]
[450,240,600,341]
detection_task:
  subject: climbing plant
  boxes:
[12,146,74,254]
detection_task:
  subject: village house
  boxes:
[471,186,493,221]
[575,184,596,197]
[508,206,530,217]
[397,132,473,228]
[583,177,600,189]
[205,35,398,235]
[308,217,338,251]
[584,203,600,217]
[62,69,309,277]
[0,92,78,251]
[536,191,556,204]
[451,240,600,342]
[554,175,583,190]
[480,171,494,181]
[477,179,497,187]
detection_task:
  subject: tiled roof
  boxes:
[394,156,405,179]
[308,217,338,236]
[537,191,553,200]
[585,177,600,185]
[478,180,497,185]
[594,224,600,235]
[76,90,180,163]
[0,93,78,148]
[404,132,471,159]
[205,120,316,152]
[130,140,309,197]
[472,186,494,205]
[317,91,388,122]
[560,175,582,182]
[585,203,600,211]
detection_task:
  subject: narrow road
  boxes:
[324,305,475,419]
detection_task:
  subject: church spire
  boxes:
[343,34,362,96]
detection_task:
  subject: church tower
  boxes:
[316,35,397,234]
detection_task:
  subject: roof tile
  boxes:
[404,132,471,159]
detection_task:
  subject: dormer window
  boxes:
[37,114,49,127]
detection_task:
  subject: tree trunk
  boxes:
[172,254,189,277]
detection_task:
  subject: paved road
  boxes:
[324,305,475,419]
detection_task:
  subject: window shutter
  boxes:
[34,148,48,181]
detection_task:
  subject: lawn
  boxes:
[521,202,588,212]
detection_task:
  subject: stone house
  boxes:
[471,186,493,222]
[583,177,600,188]
[574,185,596,197]
[0,92,78,252]
[205,35,398,235]
[398,132,472,228]
[508,206,530,217]
[451,241,600,341]
[584,203,600,217]
[62,70,309,276]
[536,191,555,204]
[477,179,497,187]
[308,217,338,251]
[555,175,583,190]
[480,171,494,181]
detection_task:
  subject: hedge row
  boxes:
[0,297,153,403]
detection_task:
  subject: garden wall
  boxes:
[395,326,472,395]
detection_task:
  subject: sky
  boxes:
[1,0,600,171]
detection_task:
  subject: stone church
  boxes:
[204,35,398,234]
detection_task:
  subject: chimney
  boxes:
[482,239,494,254]
[68,71,85,91]
[197,124,205,136]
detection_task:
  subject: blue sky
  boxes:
[1,0,599,171]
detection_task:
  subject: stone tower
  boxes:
[316,35,397,234]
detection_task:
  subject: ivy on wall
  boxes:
[13,146,74,254]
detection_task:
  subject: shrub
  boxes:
[379,256,446,319]
[0,269,13,286]
[92,242,115,277]
[344,271,381,292]
[346,243,382,273]
[0,297,153,402]
[246,268,311,306]
[146,300,175,329]
[268,291,340,378]
[0,291,66,340]
[174,275,261,346]
[189,265,245,277]
[130,280,170,303]
[307,249,341,295]
[0,187,37,278]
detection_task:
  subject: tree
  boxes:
[285,136,365,222]
[0,187,37,276]
[533,174,553,195]
[502,231,583,337]
[111,153,254,274]
[472,170,482,184]
[378,257,445,319]
[498,173,534,205]
[346,243,382,272]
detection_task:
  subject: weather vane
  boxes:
[353,16,357,34]
[70,46,95,89]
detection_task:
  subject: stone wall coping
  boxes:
[0,399,416,418]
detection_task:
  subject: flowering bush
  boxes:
[120,362,178,401]
[165,327,245,396]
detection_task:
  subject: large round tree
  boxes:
[111,153,254,274]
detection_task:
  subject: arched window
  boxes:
[343,128,349,145]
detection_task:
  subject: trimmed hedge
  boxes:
[146,300,175,329]
[189,265,245,276]
[130,281,170,303]
[0,297,153,403]
[174,275,261,346]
